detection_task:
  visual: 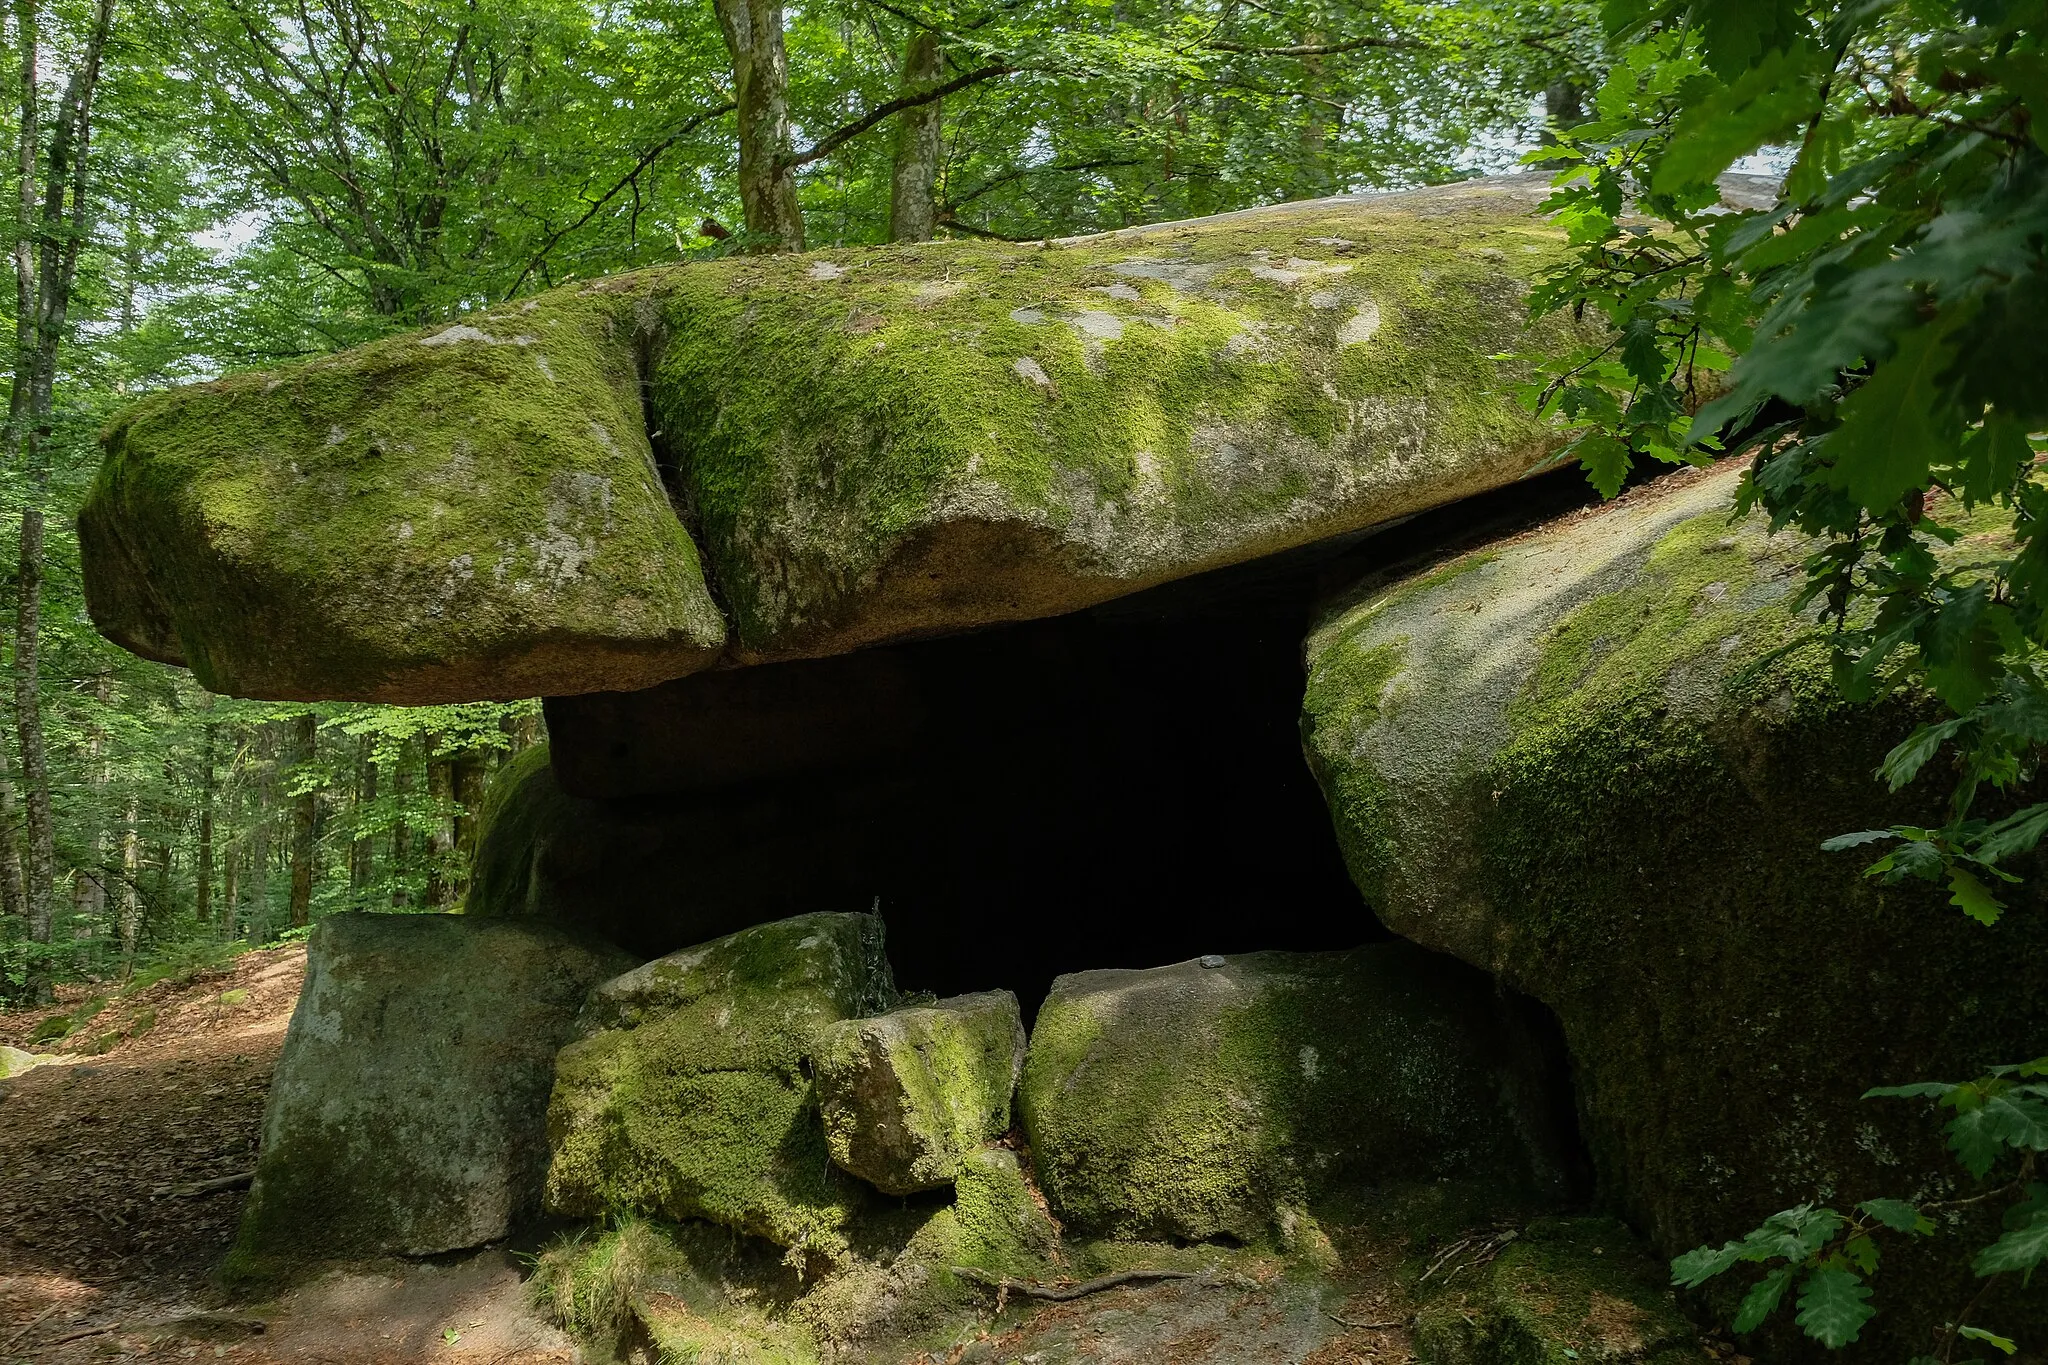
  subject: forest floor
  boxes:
[0,945,577,1364]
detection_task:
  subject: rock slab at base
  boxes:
[227,913,633,1276]
[545,911,897,1259]
[1019,942,1570,1242]
[815,990,1026,1195]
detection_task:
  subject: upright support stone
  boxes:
[227,914,633,1280]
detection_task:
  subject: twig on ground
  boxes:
[3,1305,58,1350]
[45,1324,118,1347]
[950,1266,1204,1301]
[152,1169,254,1198]
[1328,1313,1406,1329]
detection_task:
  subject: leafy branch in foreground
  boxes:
[1674,1061,2048,1356]
[1523,0,2048,920]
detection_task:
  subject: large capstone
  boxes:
[544,911,897,1260]
[225,913,632,1278]
[1300,460,2048,1349]
[1019,942,1572,1242]
[81,177,1590,702]
[814,990,1026,1195]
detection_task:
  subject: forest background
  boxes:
[0,0,1605,997]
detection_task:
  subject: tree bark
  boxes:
[888,32,944,243]
[451,748,487,898]
[248,725,274,942]
[287,712,316,928]
[118,792,139,971]
[11,0,48,994]
[424,744,456,908]
[390,739,413,907]
[0,712,25,927]
[196,720,215,923]
[712,0,804,251]
[71,671,110,935]
[11,0,114,998]
[349,734,375,906]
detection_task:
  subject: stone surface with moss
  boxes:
[544,911,898,1261]
[1414,1218,1706,1365]
[1019,943,1571,1243]
[814,991,1026,1195]
[1301,461,2048,1350]
[225,913,633,1281]
[80,290,727,702]
[81,176,1585,699]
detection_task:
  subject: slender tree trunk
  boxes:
[424,743,455,908]
[0,717,25,926]
[888,32,944,243]
[287,712,315,927]
[11,0,48,994]
[451,748,487,899]
[196,720,215,922]
[390,739,413,907]
[72,671,110,934]
[712,0,804,251]
[118,791,138,971]
[349,734,375,907]
[248,725,274,942]
[11,0,114,998]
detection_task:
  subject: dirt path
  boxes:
[0,947,577,1364]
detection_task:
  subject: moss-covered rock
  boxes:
[544,911,898,1261]
[80,291,726,701]
[645,175,1584,665]
[225,913,633,1281]
[1018,943,1571,1243]
[83,177,1586,699]
[948,1145,1061,1272]
[1300,461,2048,1349]
[814,990,1025,1195]
[1414,1218,1706,1365]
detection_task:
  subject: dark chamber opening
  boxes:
[535,468,1601,1019]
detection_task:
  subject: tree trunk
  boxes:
[888,32,944,243]
[390,739,413,907]
[118,792,139,971]
[196,721,215,922]
[451,748,487,899]
[424,745,456,908]
[712,0,804,251]
[10,0,49,1000]
[349,734,376,906]
[248,725,274,942]
[0,717,25,926]
[11,0,114,998]
[288,712,316,927]
[72,671,111,935]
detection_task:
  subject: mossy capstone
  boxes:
[814,990,1026,1195]
[225,913,633,1280]
[81,177,1588,701]
[1019,942,1571,1242]
[544,911,897,1261]
[1301,460,2048,1352]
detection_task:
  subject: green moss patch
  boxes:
[544,912,898,1262]
[1300,462,2048,1354]
[81,291,726,702]
[1020,944,1565,1243]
